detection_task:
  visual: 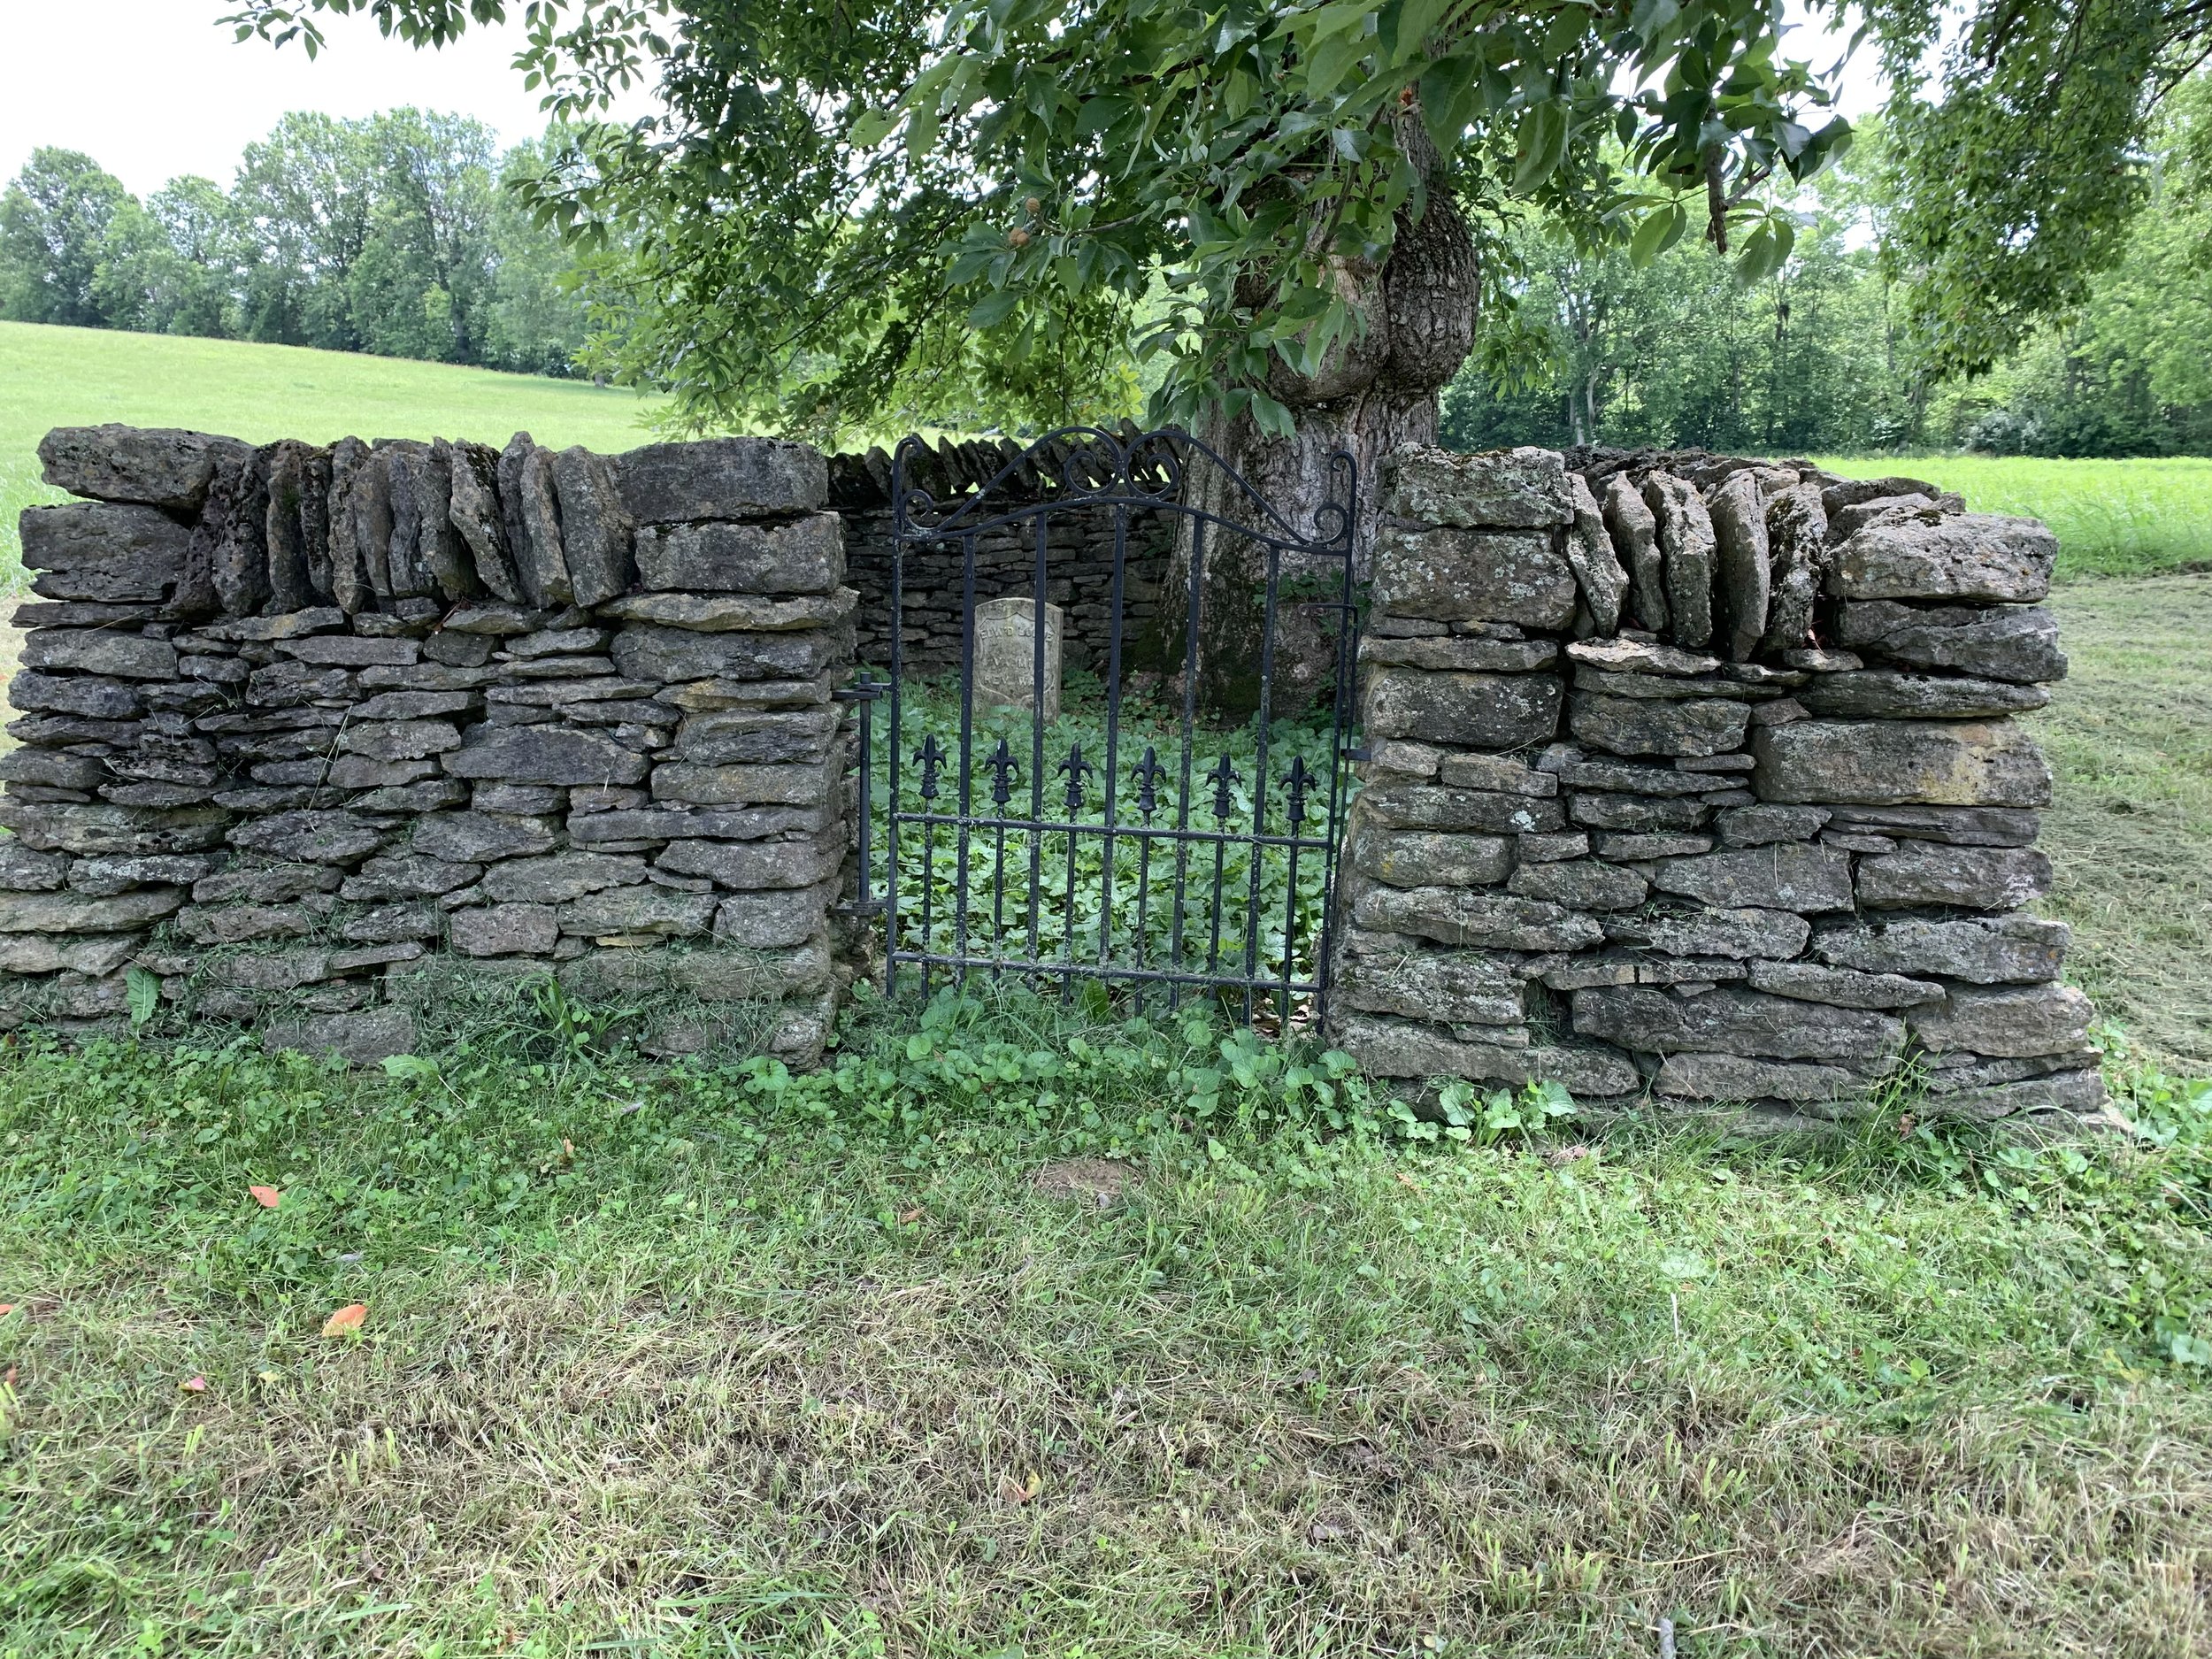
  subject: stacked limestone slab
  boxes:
[0,424,856,1064]
[1331,445,2097,1133]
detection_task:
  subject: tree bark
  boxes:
[1164,134,1479,723]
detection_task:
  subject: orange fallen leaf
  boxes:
[321,1303,367,1338]
[999,1471,1041,1504]
[561,1139,575,1159]
[897,1206,925,1225]
[249,1185,281,1209]
[1394,1171,1422,1192]
[0,1303,14,1317]
[3,1366,15,1386]
[180,1375,208,1393]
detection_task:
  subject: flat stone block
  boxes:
[1573,986,1904,1063]
[1909,983,2094,1059]
[1380,444,1571,527]
[1830,514,2055,603]
[40,425,249,512]
[1370,525,1576,626]
[614,438,826,524]
[449,903,560,957]
[1570,691,1747,757]
[1812,914,2069,984]
[1363,667,1563,748]
[1651,843,1854,912]
[1350,883,1604,952]
[1751,718,2051,808]
[633,514,843,595]
[1855,843,2053,910]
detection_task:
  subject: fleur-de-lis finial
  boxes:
[915,734,944,802]
[1130,747,1167,818]
[1282,755,1311,830]
[1207,753,1243,822]
[987,738,1018,808]
[1057,743,1095,813]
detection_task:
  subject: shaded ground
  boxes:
[2034,576,2212,1068]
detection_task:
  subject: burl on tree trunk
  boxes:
[1165,150,1478,723]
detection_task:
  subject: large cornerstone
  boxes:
[0,425,857,1063]
[1328,444,2100,1133]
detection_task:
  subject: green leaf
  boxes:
[1628,199,1687,265]
[967,288,1021,328]
[848,106,899,148]
[1511,102,1570,194]
[1734,217,1794,285]
[125,966,160,1030]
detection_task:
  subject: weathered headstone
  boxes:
[972,596,1064,718]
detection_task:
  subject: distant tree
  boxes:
[0,149,141,327]
[232,111,380,348]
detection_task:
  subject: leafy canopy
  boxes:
[220,3,2212,431]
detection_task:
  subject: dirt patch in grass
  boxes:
[2035,576,2212,1067]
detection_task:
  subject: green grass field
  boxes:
[1816,453,2212,580]
[0,320,668,580]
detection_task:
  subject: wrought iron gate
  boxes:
[852,425,1361,1026]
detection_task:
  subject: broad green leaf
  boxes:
[1511,102,1570,193]
[967,288,1021,327]
[1628,199,1687,265]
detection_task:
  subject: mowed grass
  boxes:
[0,320,668,580]
[2032,577,2212,1068]
[1815,453,2212,580]
[0,996,2207,1658]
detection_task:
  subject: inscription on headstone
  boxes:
[972,595,1064,719]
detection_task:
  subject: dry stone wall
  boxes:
[0,424,857,1064]
[829,434,1176,675]
[1330,444,2100,1133]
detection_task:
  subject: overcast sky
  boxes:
[0,0,1886,200]
[0,0,662,195]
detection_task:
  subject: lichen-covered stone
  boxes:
[1574,986,1904,1063]
[340,851,484,901]
[0,933,142,975]
[1761,482,1825,654]
[21,629,179,680]
[39,425,249,513]
[1380,444,1571,527]
[1835,601,2064,684]
[411,810,562,864]
[1563,473,1627,632]
[1715,803,1831,846]
[229,810,387,865]
[1363,667,1563,749]
[0,842,69,892]
[597,589,856,634]
[1812,914,2068,983]
[654,836,846,890]
[1434,753,1559,797]
[1798,670,2048,720]
[1601,473,1668,634]
[174,903,317,945]
[1356,780,1565,835]
[1564,637,1720,678]
[1357,639,1561,683]
[672,708,843,765]
[1655,1051,1868,1103]
[1706,471,1770,662]
[443,726,649,787]
[714,878,841,949]
[1855,843,2053,910]
[1751,718,2050,808]
[549,446,634,606]
[632,514,845,595]
[1745,959,1943,1009]
[559,885,721,939]
[1351,883,1604,951]
[614,437,827,523]
[1642,472,1716,649]
[1334,933,1529,1026]
[480,851,650,903]
[1604,906,1811,960]
[337,719,464,762]
[1650,844,1854,912]
[1822,804,2040,847]
[610,623,846,685]
[1506,857,1648,910]
[1569,692,1747,758]
[19,503,191,604]
[1347,818,1513,888]
[1369,526,1576,626]
[1829,513,2055,603]
[649,754,839,808]
[0,887,185,933]
[1333,1014,1638,1094]
[449,902,559,957]
[1909,983,2094,1058]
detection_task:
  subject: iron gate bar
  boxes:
[878,425,1360,1025]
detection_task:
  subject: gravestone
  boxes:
[972,595,1064,719]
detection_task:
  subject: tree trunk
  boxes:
[1164,137,1479,724]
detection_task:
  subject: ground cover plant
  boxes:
[0,319,666,580]
[871,672,1348,1018]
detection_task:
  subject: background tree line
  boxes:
[1443,78,2212,461]
[0,109,597,378]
